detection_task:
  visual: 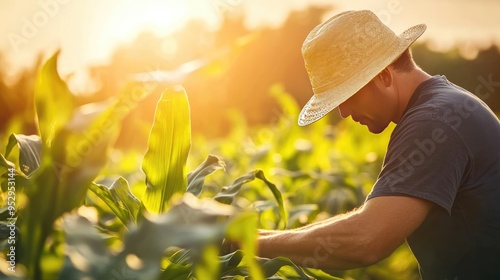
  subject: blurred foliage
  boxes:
[1,6,499,145]
[0,52,338,279]
[0,4,499,280]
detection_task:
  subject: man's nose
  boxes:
[338,103,351,119]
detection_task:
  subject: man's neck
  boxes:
[393,68,432,123]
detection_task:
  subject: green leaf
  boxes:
[169,249,193,266]
[0,207,13,221]
[187,155,225,196]
[302,268,344,280]
[161,249,193,279]
[126,193,233,255]
[195,245,220,280]
[49,128,109,215]
[213,171,257,204]
[254,170,288,229]
[18,54,157,279]
[214,170,288,229]
[101,194,234,280]
[34,51,75,146]
[259,257,309,279]
[89,177,141,227]
[142,86,191,214]
[0,172,29,194]
[225,212,264,280]
[0,154,15,169]
[48,77,156,218]
[58,215,112,279]
[5,134,42,177]
[219,250,244,275]
[161,261,192,280]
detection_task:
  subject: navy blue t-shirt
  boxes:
[367,75,500,279]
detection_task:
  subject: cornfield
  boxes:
[0,52,420,279]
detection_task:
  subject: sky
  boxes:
[0,0,499,81]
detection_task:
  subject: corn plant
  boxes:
[0,51,159,279]
[0,52,342,279]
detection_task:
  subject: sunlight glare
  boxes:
[83,1,216,72]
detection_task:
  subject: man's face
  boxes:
[338,79,396,134]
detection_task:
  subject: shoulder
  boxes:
[400,76,494,133]
[393,76,500,160]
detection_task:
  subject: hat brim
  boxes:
[298,24,427,126]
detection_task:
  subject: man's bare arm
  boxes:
[257,196,432,269]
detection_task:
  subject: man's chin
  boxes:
[366,124,386,134]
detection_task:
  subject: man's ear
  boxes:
[376,68,393,88]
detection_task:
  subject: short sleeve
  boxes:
[367,119,470,214]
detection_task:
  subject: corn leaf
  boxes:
[170,249,191,263]
[5,134,42,177]
[219,250,244,276]
[34,51,75,146]
[259,257,309,279]
[61,194,239,280]
[159,249,193,280]
[0,172,29,194]
[187,155,225,197]
[225,212,264,280]
[103,194,233,279]
[302,268,344,280]
[50,79,155,218]
[160,261,192,280]
[19,53,156,279]
[195,245,220,280]
[59,215,112,279]
[142,86,191,214]
[0,154,15,169]
[89,177,141,227]
[162,250,193,279]
[214,169,288,229]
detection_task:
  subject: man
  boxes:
[257,10,500,279]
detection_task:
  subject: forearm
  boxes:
[257,212,380,270]
[259,213,347,236]
[257,196,431,270]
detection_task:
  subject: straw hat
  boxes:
[298,10,426,126]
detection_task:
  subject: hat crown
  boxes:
[302,10,398,93]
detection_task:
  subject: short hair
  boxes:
[390,48,416,72]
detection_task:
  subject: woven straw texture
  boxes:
[298,10,426,126]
